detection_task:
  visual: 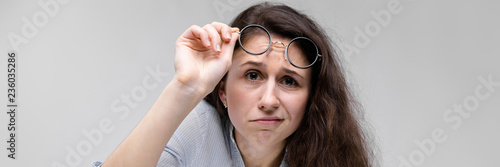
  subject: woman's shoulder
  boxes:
[189,100,221,127]
[159,100,231,166]
[173,100,222,139]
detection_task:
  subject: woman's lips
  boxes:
[250,117,283,125]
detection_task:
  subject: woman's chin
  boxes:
[250,130,283,144]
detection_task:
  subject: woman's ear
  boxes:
[218,81,226,104]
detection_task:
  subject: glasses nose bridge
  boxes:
[272,41,287,48]
[268,41,288,61]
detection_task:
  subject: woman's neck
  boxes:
[234,129,286,167]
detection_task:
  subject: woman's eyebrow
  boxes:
[280,67,305,80]
[239,61,265,67]
[239,61,305,79]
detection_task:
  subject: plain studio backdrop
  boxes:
[0,0,499,166]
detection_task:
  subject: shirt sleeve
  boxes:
[156,134,185,166]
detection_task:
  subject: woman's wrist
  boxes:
[169,75,209,101]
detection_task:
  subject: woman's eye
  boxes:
[245,71,261,81]
[282,77,298,86]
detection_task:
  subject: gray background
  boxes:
[0,0,499,166]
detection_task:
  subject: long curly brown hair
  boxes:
[205,2,376,167]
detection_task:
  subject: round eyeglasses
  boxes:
[236,24,322,69]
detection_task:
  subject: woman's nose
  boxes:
[258,81,280,112]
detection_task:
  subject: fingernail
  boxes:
[216,44,221,51]
[226,32,231,39]
[231,27,240,32]
[205,39,211,47]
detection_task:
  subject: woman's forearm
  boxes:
[102,79,207,167]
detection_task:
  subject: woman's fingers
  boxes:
[184,25,211,48]
[180,22,238,54]
[203,24,222,52]
[203,22,234,53]
[217,30,239,71]
[231,27,240,33]
[210,22,233,42]
[220,30,239,57]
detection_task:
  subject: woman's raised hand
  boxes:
[101,22,239,167]
[174,22,239,96]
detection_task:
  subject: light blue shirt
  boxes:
[92,100,288,167]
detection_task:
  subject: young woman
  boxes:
[96,2,375,167]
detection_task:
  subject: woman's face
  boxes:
[220,34,312,145]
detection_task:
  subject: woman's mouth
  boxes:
[250,117,283,125]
